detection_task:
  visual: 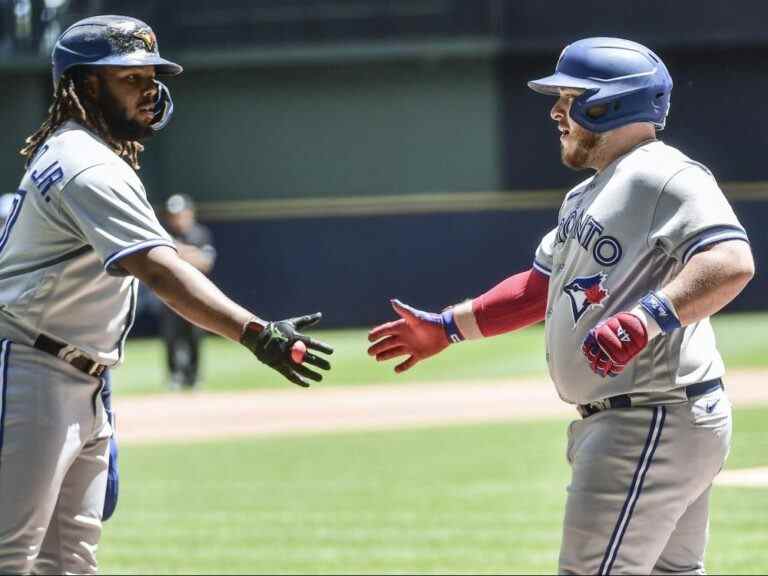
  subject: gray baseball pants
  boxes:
[0,340,111,574]
[559,385,731,574]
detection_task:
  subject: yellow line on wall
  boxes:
[193,182,768,221]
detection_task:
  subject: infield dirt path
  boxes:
[115,369,767,445]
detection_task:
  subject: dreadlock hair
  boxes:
[20,68,145,170]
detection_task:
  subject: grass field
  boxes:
[116,311,768,394]
[98,311,768,574]
[99,407,768,574]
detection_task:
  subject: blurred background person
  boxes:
[161,193,217,389]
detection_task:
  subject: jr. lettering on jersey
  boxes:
[31,161,64,202]
[556,208,623,266]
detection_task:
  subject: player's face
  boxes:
[89,66,158,141]
[550,89,604,170]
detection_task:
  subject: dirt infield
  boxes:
[114,369,768,445]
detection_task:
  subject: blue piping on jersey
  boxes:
[0,340,11,471]
[599,406,666,575]
[533,259,552,276]
[681,226,750,264]
[564,188,587,203]
[0,244,92,282]
[116,280,138,363]
[104,239,176,276]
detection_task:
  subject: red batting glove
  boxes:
[582,312,648,377]
[367,299,451,373]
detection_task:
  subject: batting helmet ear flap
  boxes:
[150,80,174,132]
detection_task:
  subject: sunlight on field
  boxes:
[98,312,768,574]
[99,407,768,574]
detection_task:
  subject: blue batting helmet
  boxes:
[527,37,672,132]
[52,15,182,89]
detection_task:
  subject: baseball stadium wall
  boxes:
[1,0,766,328]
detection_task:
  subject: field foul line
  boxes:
[715,467,768,488]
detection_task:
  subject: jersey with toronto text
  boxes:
[0,121,174,365]
[533,141,749,405]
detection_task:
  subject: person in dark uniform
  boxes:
[161,193,217,388]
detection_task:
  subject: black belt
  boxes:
[577,378,724,418]
[33,334,108,378]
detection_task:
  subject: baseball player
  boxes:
[0,15,332,573]
[368,38,754,574]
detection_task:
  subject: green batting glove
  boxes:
[240,312,333,387]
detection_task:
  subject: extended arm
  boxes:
[367,268,549,373]
[122,245,248,340]
[175,242,215,274]
[453,268,549,339]
[120,245,332,386]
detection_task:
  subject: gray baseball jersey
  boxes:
[0,120,174,365]
[0,121,173,573]
[530,140,746,574]
[533,140,748,405]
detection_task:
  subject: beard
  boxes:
[96,84,155,142]
[561,127,602,170]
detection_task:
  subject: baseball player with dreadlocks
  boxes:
[368,38,754,574]
[0,15,332,573]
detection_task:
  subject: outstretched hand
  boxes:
[367,299,450,373]
[241,312,333,387]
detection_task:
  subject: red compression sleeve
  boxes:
[472,268,549,337]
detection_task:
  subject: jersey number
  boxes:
[0,189,27,255]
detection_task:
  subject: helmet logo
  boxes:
[132,29,157,53]
[105,21,157,54]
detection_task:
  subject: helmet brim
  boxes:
[527,72,601,95]
[82,52,183,76]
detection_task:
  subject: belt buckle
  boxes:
[87,362,106,377]
[56,343,103,377]
[58,344,84,364]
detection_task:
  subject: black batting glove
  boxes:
[240,312,333,387]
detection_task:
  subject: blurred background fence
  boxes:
[1,0,765,331]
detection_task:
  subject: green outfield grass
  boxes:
[99,406,768,574]
[116,311,768,395]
